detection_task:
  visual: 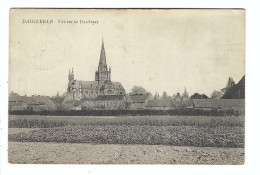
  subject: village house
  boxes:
[222,75,245,99]
[172,89,191,108]
[93,95,124,109]
[129,93,151,109]
[9,92,56,111]
[192,99,245,113]
[145,98,175,110]
[62,95,125,110]
[62,98,87,110]
[81,99,96,110]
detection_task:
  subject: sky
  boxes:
[9,9,245,97]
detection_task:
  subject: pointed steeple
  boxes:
[182,87,189,98]
[99,38,107,70]
[68,68,74,82]
[95,38,111,82]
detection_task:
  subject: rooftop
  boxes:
[193,99,245,109]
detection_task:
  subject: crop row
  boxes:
[9,125,244,148]
[9,109,244,116]
[9,115,244,128]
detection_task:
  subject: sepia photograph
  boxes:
[8,9,245,164]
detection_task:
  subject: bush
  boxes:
[9,109,244,116]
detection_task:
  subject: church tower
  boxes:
[68,68,74,83]
[67,68,74,93]
[95,39,111,82]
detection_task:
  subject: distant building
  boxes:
[129,93,151,109]
[65,39,126,101]
[182,88,189,101]
[222,75,245,99]
[172,89,191,108]
[62,99,86,110]
[9,92,55,111]
[62,95,125,110]
[81,99,96,110]
[50,96,65,110]
[145,98,175,110]
[94,95,124,109]
[174,92,182,103]
[192,99,245,112]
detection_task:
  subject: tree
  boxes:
[154,92,159,99]
[182,88,189,98]
[221,77,235,94]
[162,91,168,99]
[211,90,223,99]
[190,93,208,99]
[129,86,151,95]
[122,95,132,109]
[226,77,235,89]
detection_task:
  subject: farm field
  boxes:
[9,142,244,164]
[9,115,244,128]
[8,115,245,164]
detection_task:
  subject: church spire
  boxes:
[102,36,104,48]
[95,38,111,82]
[99,38,107,71]
[183,87,189,98]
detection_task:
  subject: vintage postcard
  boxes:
[8,9,245,164]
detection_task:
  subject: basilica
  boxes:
[65,39,126,101]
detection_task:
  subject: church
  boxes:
[65,39,126,101]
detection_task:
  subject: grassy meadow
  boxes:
[8,115,245,148]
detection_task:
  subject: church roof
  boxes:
[95,95,124,101]
[72,80,125,91]
[99,39,107,69]
[100,81,125,90]
[74,80,100,90]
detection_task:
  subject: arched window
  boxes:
[107,90,113,95]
